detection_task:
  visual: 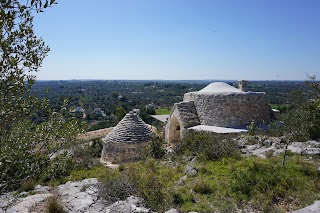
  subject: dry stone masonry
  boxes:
[165,101,200,145]
[101,111,156,163]
[165,81,271,144]
[183,82,270,127]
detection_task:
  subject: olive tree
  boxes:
[0,0,81,192]
[271,75,320,166]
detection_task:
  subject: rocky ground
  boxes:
[1,136,320,213]
[0,178,152,213]
[237,136,320,158]
[1,176,319,213]
[0,177,200,213]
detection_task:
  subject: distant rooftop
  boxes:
[151,114,170,122]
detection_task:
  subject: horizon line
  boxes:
[35,79,307,82]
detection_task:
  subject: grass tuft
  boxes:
[18,178,37,192]
[45,196,67,213]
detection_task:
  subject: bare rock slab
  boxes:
[290,200,320,213]
[5,193,52,213]
[57,178,100,212]
[105,196,151,213]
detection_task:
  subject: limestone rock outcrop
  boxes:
[0,178,152,213]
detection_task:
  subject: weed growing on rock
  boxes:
[45,196,67,213]
[18,178,37,193]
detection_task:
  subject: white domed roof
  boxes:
[198,82,242,93]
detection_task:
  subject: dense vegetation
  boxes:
[0,0,82,192]
[30,80,309,131]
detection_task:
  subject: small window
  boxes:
[176,126,180,130]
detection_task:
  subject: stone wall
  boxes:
[165,101,200,145]
[100,112,156,163]
[101,142,149,163]
[184,92,270,127]
[78,127,113,140]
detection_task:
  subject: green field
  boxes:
[155,108,171,115]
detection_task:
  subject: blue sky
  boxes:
[34,0,320,80]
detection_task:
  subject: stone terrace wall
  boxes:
[184,92,270,127]
[78,127,113,140]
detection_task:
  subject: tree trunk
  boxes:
[282,143,289,167]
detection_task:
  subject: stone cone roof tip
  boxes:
[198,82,242,93]
[103,111,155,144]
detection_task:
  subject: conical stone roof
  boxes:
[103,111,155,144]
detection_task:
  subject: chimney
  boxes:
[238,80,248,92]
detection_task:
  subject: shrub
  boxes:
[145,136,166,159]
[137,174,168,211]
[172,192,183,206]
[175,131,240,161]
[0,143,48,192]
[0,111,81,192]
[99,175,137,205]
[124,160,176,212]
[117,164,126,172]
[230,157,320,212]
[18,178,37,193]
[269,98,320,141]
[247,121,256,136]
[193,179,213,195]
[306,100,320,140]
[41,151,75,182]
[269,108,311,141]
[73,138,103,168]
[89,138,104,158]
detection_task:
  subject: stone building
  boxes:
[101,111,156,163]
[165,81,271,145]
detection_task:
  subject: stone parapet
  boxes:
[78,127,113,140]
